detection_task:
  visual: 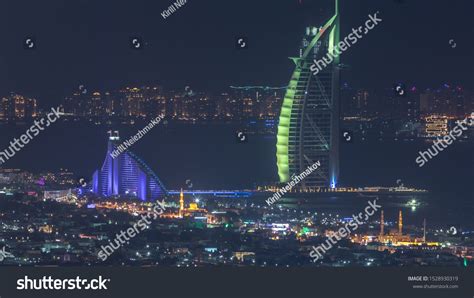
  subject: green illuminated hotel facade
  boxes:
[276,0,340,189]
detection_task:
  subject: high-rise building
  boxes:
[419,85,468,117]
[424,115,448,137]
[276,0,340,189]
[90,92,104,117]
[143,86,166,118]
[120,87,145,117]
[340,83,355,118]
[92,132,168,201]
[386,87,419,121]
[105,91,122,116]
[196,95,214,120]
[0,97,11,121]
[64,90,88,117]
[261,90,284,119]
[0,93,37,120]
[230,86,285,119]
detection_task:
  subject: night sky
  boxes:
[0,0,472,106]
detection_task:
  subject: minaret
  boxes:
[379,210,384,239]
[423,218,426,243]
[179,188,184,218]
[398,210,403,235]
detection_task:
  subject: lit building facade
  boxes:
[230,86,285,120]
[121,87,145,117]
[276,0,340,188]
[424,115,448,137]
[419,85,468,118]
[0,93,37,121]
[92,133,168,201]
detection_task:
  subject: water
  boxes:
[0,121,472,227]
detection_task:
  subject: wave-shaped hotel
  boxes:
[92,132,168,201]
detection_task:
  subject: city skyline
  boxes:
[1,82,472,121]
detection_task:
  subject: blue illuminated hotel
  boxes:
[92,133,168,200]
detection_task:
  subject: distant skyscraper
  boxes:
[354,89,370,117]
[230,86,286,119]
[64,90,88,117]
[276,0,340,188]
[0,97,8,121]
[90,92,104,117]
[419,85,467,117]
[0,92,37,120]
[143,86,166,118]
[340,83,355,118]
[92,132,168,201]
[120,87,145,117]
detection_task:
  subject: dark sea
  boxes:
[0,121,472,228]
